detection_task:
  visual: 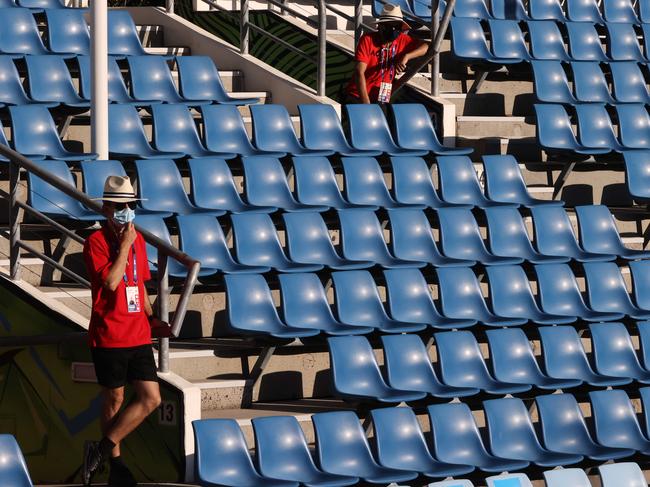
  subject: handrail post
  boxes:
[9,160,20,281]
[430,0,440,96]
[240,0,250,55]
[157,253,170,373]
[166,0,174,13]
[354,0,363,51]
[317,0,327,96]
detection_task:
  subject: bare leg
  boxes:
[100,387,124,458]
[105,380,161,445]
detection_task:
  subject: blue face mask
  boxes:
[113,207,135,225]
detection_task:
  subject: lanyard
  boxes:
[112,242,137,285]
[379,42,397,82]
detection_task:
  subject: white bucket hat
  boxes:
[375,3,411,30]
[93,175,144,202]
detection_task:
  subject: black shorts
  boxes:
[91,345,158,389]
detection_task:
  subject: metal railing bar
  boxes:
[246,23,316,62]
[16,240,91,288]
[263,0,319,27]
[15,200,86,246]
[170,260,200,337]
[322,2,376,32]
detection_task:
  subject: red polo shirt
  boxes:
[83,227,152,348]
[346,31,422,102]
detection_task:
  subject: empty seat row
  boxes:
[535,103,650,153]
[329,324,650,401]
[533,60,650,105]
[1,0,68,9]
[452,19,650,65]
[193,394,650,486]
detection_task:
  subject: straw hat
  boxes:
[375,3,410,30]
[93,175,144,202]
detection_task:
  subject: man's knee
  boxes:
[103,387,125,415]
[137,383,161,414]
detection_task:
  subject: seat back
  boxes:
[0,9,48,55]
[231,213,289,267]
[298,103,351,152]
[630,260,650,310]
[483,398,544,461]
[283,212,340,266]
[391,156,443,206]
[108,104,155,155]
[529,0,566,20]
[530,206,582,258]
[453,0,491,17]
[332,270,389,326]
[382,334,440,392]
[78,56,133,103]
[392,103,444,151]
[328,336,390,397]
[536,393,596,456]
[606,22,644,61]
[584,262,637,314]
[610,62,649,103]
[485,265,541,319]
[623,151,650,201]
[567,23,608,61]
[108,10,147,56]
[486,328,545,383]
[0,435,33,487]
[531,60,575,103]
[27,160,87,218]
[342,156,395,207]
[575,205,624,255]
[242,156,298,209]
[135,159,193,213]
[437,207,490,261]
[26,55,83,105]
[434,330,494,387]
[491,0,529,18]
[384,268,444,324]
[538,325,596,381]
[176,55,229,102]
[250,104,303,153]
[176,214,235,270]
[387,209,442,265]
[201,104,256,154]
[528,20,570,60]
[590,389,649,449]
[535,263,588,316]
[128,56,180,102]
[293,156,346,207]
[575,103,621,151]
[489,20,530,60]
[603,0,638,21]
[567,0,605,21]
[278,273,337,329]
[450,18,493,60]
[9,105,65,157]
[188,158,246,212]
[338,208,393,263]
[572,62,613,103]
[589,322,644,377]
[224,274,284,334]
[80,160,127,199]
[616,104,650,149]
[534,104,581,151]
[599,463,647,487]
[437,155,487,205]
[484,207,536,259]
[133,215,174,273]
[152,104,205,155]
[436,266,490,320]
[0,55,30,105]
[46,9,90,55]
[345,104,399,152]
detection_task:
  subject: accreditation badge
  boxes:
[378,81,393,103]
[126,286,141,313]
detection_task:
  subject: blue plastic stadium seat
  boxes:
[391,157,465,209]
[383,268,476,329]
[567,23,609,61]
[486,328,581,389]
[279,273,373,335]
[128,56,207,106]
[584,262,650,319]
[135,159,223,216]
[437,207,523,265]
[489,20,531,61]
[338,209,416,268]
[18,0,63,7]
[630,261,650,313]
[224,274,319,338]
[231,213,323,273]
[391,104,472,155]
[637,323,650,373]
[192,419,297,487]
[536,393,634,461]
[9,105,97,161]
[567,0,605,22]
[151,104,236,159]
[535,263,624,321]
[188,158,274,214]
[345,104,429,156]
[574,103,625,153]
[313,411,418,484]
[177,214,269,275]
[108,10,149,57]
[293,157,367,210]
[26,55,88,110]
[437,156,518,208]
[484,398,583,466]
[437,266,526,325]
[482,155,563,207]
[133,215,190,276]
[242,156,327,212]
[606,23,645,61]
[486,265,575,325]
[453,0,491,17]
[599,463,648,487]
[108,104,183,159]
[616,104,650,150]
[252,416,358,486]
[27,160,99,221]
[532,59,577,103]
[342,157,412,209]
[45,10,90,56]
[529,0,566,20]
[0,9,51,56]
[435,330,530,393]
[538,325,628,386]
[201,104,284,158]
[388,208,475,267]
[450,18,520,64]
[484,207,567,263]
[639,386,650,437]
[371,407,475,478]
[78,56,154,106]
[527,21,572,61]
[623,150,650,201]
[0,435,34,487]
[590,389,650,454]
[590,322,650,383]
[0,56,41,107]
[603,0,639,21]
[576,205,650,259]
[530,206,612,262]
[177,55,259,105]
[491,0,530,19]
[485,474,533,487]
[641,0,650,22]
[332,270,426,333]
[572,62,616,104]
[428,403,529,472]
[298,104,380,156]
[328,336,427,402]
[283,212,373,269]
[250,104,333,156]
[382,334,477,398]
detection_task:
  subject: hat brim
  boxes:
[91,196,145,202]
[375,17,410,30]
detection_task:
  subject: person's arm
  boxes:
[395,40,430,73]
[103,223,137,292]
[354,61,371,104]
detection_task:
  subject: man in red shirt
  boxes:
[82,175,171,486]
[345,3,429,103]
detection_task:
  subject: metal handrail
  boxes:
[0,143,201,373]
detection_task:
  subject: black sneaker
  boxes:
[82,441,106,486]
[108,461,137,487]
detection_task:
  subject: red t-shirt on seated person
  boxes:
[83,226,152,348]
[346,31,422,102]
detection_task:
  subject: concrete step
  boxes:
[456,115,536,139]
[144,46,191,56]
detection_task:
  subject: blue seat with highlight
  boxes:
[80,160,128,200]
[491,0,530,19]
[599,463,648,487]
[78,56,153,106]
[623,150,650,201]
[451,18,520,64]
[567,23,609,61]
[528,21,571,61]
[224,274,319,338]
[529,0,566,20]
[129,56,206,106]
[46,10,90,56]
[332,270,426,333]
[192,419,297,487]
[584,262,650,319]
[0,56,40,106]
[328,336,427,402]
[489,20,531,61]
[534,104,610,155]
[253,415,358,486]
[0,435,34,487]
[371,407,475,478]
[572,62,615,104]
[574,103,624,152]
[531,61,576,103]
[590,322,650,383]
[606,23,645,61]
[108,10,149,56]
[293,157,366,210]
[0,9,50,56]
[453,0,491,18]
[616,104,650,150]
[603,0,639,21]
[567,0,604,23]
[391,157,463,209]
[630,260,650,314]
[342,157,410,209]
[611,62,650,104]
[132,215,187,277]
